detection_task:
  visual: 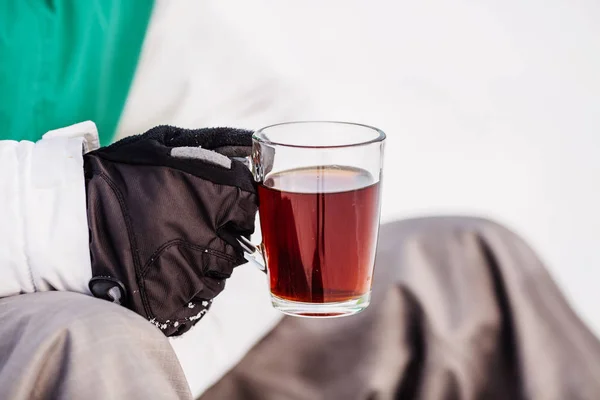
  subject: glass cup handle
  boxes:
[237,236,267,273]
[233,155,267,273]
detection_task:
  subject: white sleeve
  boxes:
[0,121,99,298]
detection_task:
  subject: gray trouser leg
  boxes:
[0,292,192,400]
[202,217,600,400]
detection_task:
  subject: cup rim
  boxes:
[253,120,386,149]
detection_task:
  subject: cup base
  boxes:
[271,292,371,318]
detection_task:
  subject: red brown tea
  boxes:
[258,166,381,303]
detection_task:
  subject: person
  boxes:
[3,2,600,400]
[0,119,282,399]
[0,1,308,397]
[3,124,600,400]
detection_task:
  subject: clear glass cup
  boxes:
[242,121,385,317]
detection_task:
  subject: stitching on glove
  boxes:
[96,172,234,329]
[139,239,236,278]
[97,172,153,318]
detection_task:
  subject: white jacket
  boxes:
[0,121,99,298]
[0,121,282,397]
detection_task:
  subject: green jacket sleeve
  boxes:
[0,0,153,145]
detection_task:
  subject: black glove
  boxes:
[84,126,257,336]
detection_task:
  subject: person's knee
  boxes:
[3,291,157,342]
[378,215,515,249]
[0,292,191,399]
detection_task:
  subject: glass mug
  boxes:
[239,121,385,317]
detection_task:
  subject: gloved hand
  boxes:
[84,126,257,336]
